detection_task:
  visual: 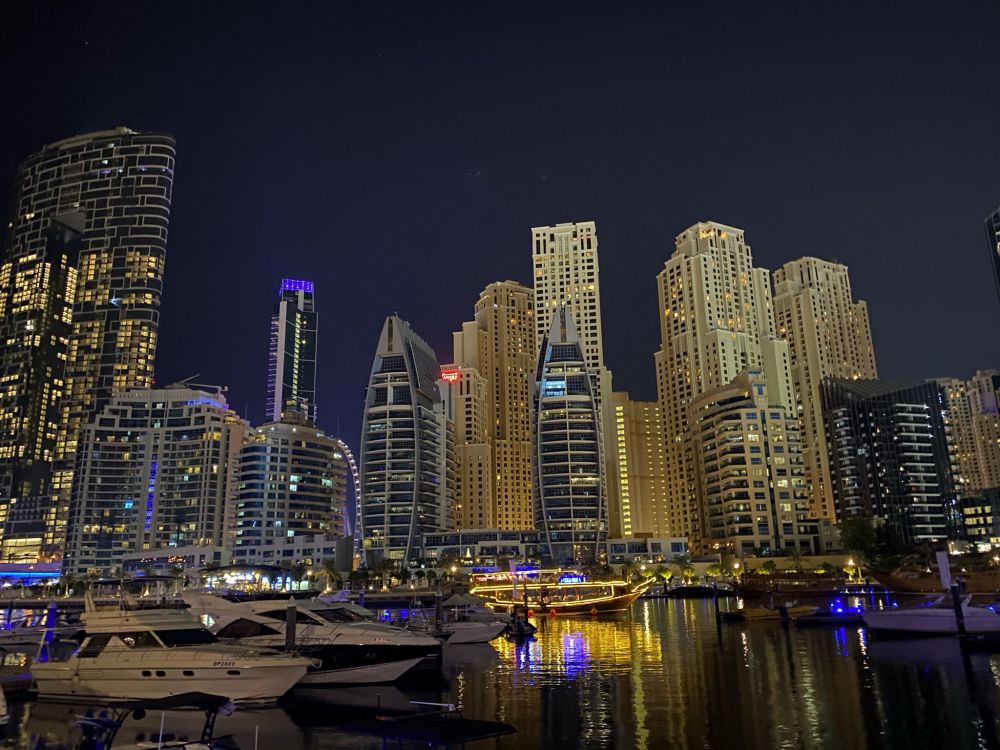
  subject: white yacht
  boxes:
[184,594,441,685]
[32,597,309,704]
[863,597,1000,636]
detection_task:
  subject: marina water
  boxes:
[1,597,998,749]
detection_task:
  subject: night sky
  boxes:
[1,2,998,449]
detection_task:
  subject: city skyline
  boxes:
[1,3,998,452]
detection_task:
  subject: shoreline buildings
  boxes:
[234,409,348,559]
[63,384,246,576]
[0,128,175,563]
[531,222,615,538]
[449,281,535,531]
[821,378,958,545]
[654,222,794,553]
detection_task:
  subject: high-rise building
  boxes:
[64,385,245,576]
[266,279,318,423]
[451,281,535,530]
[0,128,175,562]
[438,365,492,529]
[821,378,959,545]
[773,257,877,522]
[358,315,452,563]
[654,222,793,552]
[690,369,814,557]
[531,222,616,526]
[985,206,1000,306]
[234,409,347,558]
[968,370,1000,492]
[935,377,978,499]
[610,392,666,537]
[534,307,606,563]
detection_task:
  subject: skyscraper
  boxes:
[451,281,535,530]
[266,279,318,423]
[64,384,245,576]
[689,369,813,557]
[534,306,606,563]
[610,392,666,537]
[821,378,959,545]
[772,257,877,521]
[358,315,452,563]
[985,206,1000,306]
[0,128,175,562]
[438,365,492,529]
[654,221,793,552]
[235,409,348,558]
[531,222,615,528]
[968,370,1000,492]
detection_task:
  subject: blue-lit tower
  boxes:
[534,306,606,564]
[267,279,318,423]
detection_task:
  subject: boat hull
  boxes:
[872,570,1000,595]
[863,608,1000,636]
[33,658,306,704]
[738,605,818,621]
[296,657,424,685]
[482,590,645,616]
[438,622,507,644]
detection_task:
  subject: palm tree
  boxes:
[670,553,692,582]
[785,550,805,572]
[760,560,777,575]
[705,563,723,579]
[318,558,341,592]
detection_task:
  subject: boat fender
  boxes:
[549,609,556,617]
[526,609,534,617]
[590,608,598,616]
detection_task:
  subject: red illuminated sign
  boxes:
[440,369,460,382]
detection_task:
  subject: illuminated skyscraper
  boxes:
[235,409,348,557]
[266,279,318,423]
[531,222,616,531]
[821,378,959,544]
[534,306,606,563]
[0,128,175,562]
[654,221,793,552]
[772,257,877,521]
[358,315,453,563]
[64,385,245,576]
[610,392,666,537]
[451,281,535,530]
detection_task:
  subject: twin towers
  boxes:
[359,221,611,567]
[358,304,604,567]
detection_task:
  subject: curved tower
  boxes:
[0,127,175,561]
[358,315,451,565]
[534,306,606,564]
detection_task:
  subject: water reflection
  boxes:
[3,600,1000,748]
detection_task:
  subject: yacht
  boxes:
[403,610,507,644]
[862,597,1000,636]
[184,593,441,685]
[470,569,651,616]
[31,596,309,704]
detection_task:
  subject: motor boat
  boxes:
[862,597,1000,636]
[32,595,309,704]
[403,609,507,644]
[184,593,441,685]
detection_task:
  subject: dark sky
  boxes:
[2,2,998,449]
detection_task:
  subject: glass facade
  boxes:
[359,316,452,564]
[534,307,606,564]
[266,279,318,423]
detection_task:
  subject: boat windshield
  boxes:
[311,608,371,623]
[154,629,218,646]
